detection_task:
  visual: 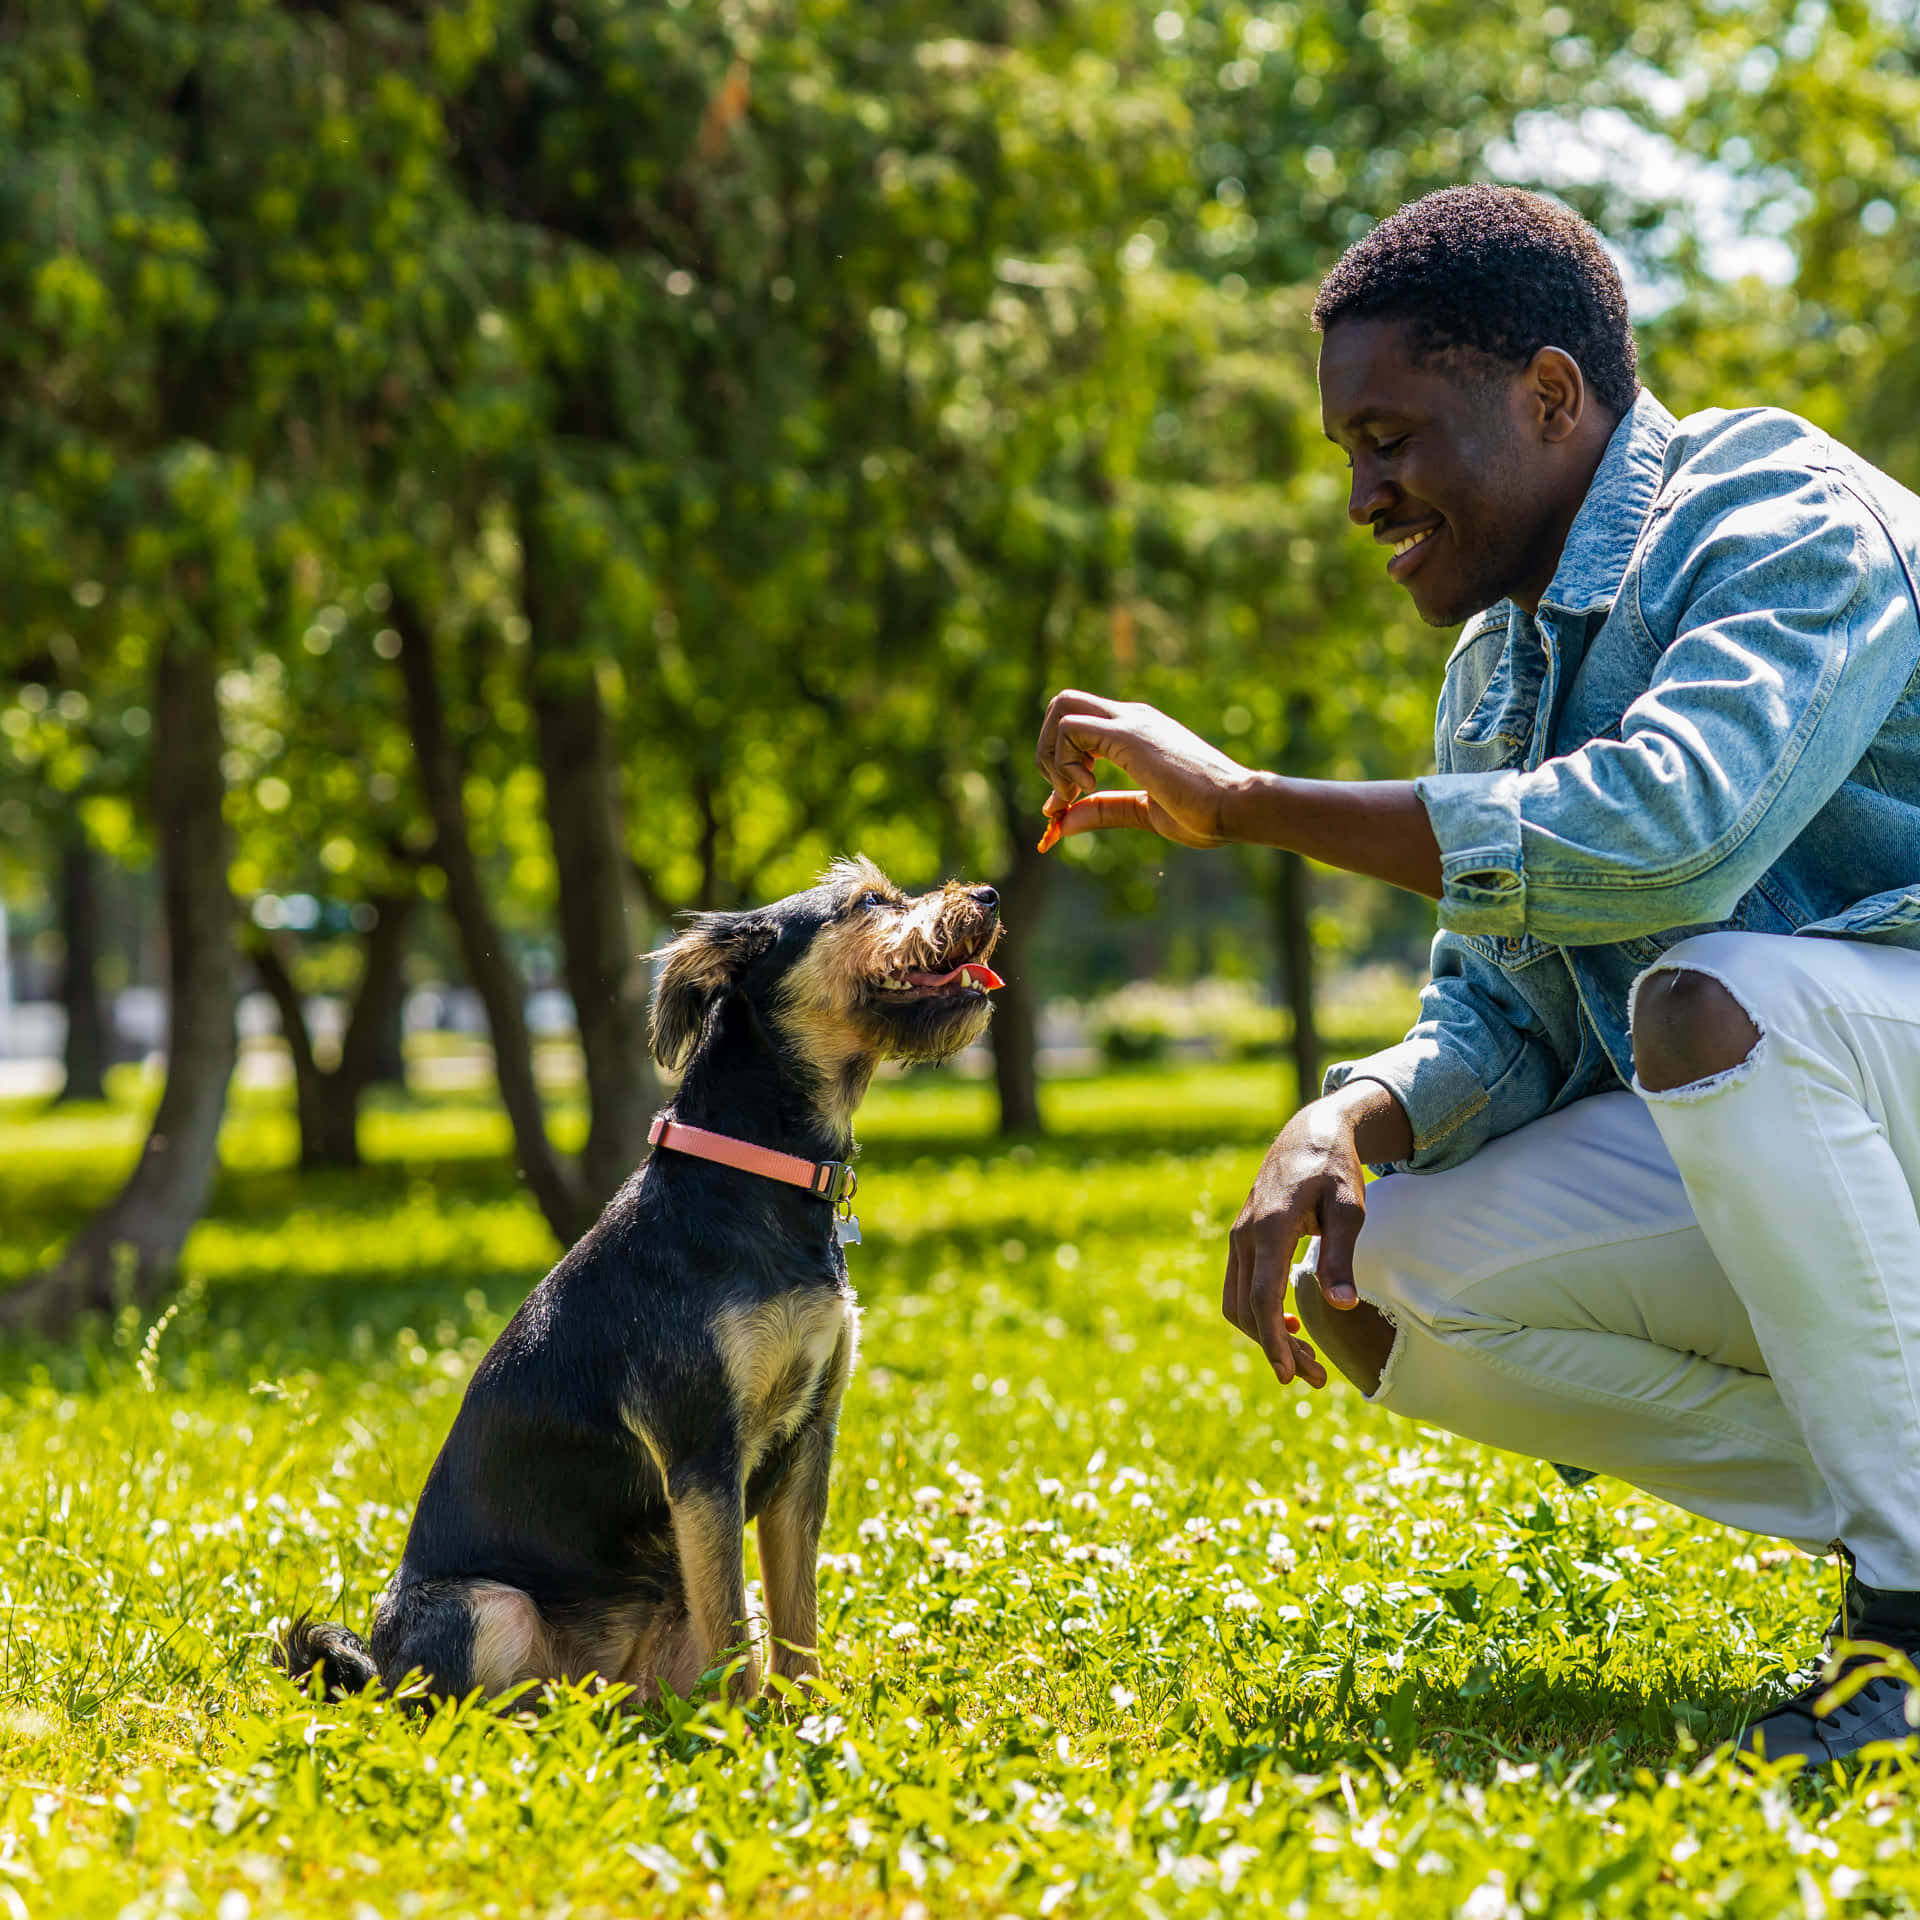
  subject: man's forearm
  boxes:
[1223,773,1443,900]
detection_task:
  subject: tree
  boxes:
[0,0,461,1322]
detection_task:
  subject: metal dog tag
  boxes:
[835,1213,862,1248]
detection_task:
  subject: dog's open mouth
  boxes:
[871,958,1004,1002]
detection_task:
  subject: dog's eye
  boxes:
[859,891,886,910]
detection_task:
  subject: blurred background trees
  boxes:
[4,0,1914,1328]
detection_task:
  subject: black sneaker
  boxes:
[1738,1575,1920,1768]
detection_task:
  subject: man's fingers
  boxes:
[1247,1226,1307,1383]
[1053,791,1155,838]
[1046,717,1133,797]
[1035,692,1126,797]
[1313,1187,1368,1309]
[1222,1232,1253,1342]
[1226,1235,1325,1389]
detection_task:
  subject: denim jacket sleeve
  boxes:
[1323,925,1583,1172]
[1415,421,1920,945]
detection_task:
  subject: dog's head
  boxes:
[650,857,1003,1117]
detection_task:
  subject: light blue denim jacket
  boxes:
[1328,390,1920,1173]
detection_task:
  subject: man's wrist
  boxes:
[1219,768,1288,846]
[1324,1076,1415,1166]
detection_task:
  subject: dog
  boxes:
[281,856,1001,1705]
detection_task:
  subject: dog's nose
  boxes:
[970,887,999,911]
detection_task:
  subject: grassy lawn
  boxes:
[1,1062,1915,1916]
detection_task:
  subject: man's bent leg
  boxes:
[1631,932,1920,1591]
[1313,1089,1839,1550]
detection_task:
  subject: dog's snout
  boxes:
[969,887,999,911]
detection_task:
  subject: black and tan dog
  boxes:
[282,857,1000,1704]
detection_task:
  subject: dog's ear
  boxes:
[649,913,777,1071]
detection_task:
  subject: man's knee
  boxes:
[1632,966,1762,1093]
[1296,1186,1422,1397]
[1295,1280,1397,1398]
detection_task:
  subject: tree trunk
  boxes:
[55,830,109,1104]
[336,889,416,1096]
[522,496,660,1206]
[3,638,236,1335]
[984,591,1066,1138]
[250,933,344,1168]
[364,978,408,1087]
[390,590,592,1246]
[1275,850,1321,1110]
[989,830,1052,1136]
[249,890,416,1171]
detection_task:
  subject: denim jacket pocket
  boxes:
[1460,929,1560,972]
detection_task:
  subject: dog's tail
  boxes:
[278,1611,380,1697]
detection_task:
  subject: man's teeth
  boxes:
[1392,527,1436,558]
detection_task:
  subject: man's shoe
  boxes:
[1739,1574,1920,1767]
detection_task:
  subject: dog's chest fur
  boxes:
[713,1287,859,1477]
[621,1277,858,1489]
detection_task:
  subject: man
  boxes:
[1034,185,1920,1767]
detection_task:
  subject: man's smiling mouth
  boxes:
[1385,522,1442,580]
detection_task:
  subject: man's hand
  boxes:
[1222,1081,1412,1387]
[1032,687,1447,897]
[1034,691,1254,848]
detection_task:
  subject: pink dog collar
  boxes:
[646,1114,858,1208]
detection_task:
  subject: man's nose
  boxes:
[1347,459,1392,527]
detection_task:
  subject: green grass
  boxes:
[2,1063,1917,1917]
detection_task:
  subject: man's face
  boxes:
[1318,317,1569,626]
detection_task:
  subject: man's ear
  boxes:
[1527,346,1586,444]
[649,913,776,1071]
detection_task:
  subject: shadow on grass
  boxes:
[1227,1662,1775,1785]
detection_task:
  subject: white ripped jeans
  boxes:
[1324,932,1920,1590]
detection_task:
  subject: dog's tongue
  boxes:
[908,961,1004,992]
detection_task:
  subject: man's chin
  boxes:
[1408,568,1508,629]
[1410,586,1482,629]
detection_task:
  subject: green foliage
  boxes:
[2,1070,1916,1916]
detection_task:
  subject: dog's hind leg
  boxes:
[758,1327,855,1686]
[668,1457,758,1700]
[372,1577,551,1702]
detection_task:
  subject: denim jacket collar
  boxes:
[1538,388,1677,618]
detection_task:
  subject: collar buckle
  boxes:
[812,1161,858,1207]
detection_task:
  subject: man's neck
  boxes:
[1512,407,1622,614]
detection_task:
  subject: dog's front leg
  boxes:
[668,1455,759,1701]
[757,1342,852,1687]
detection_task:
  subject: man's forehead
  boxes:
[1317,316,1443,436]
[1320,322,1482,441]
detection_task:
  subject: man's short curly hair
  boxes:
[1311,185,1639,417]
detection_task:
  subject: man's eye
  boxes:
[1377,436,1409,458]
